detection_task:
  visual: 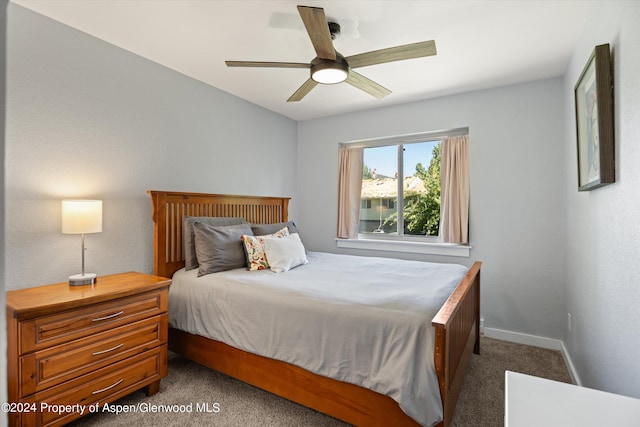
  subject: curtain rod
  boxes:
[340,127,469,148]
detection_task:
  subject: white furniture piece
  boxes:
[505,371,640,426]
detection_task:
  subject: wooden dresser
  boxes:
[6,272,171,426]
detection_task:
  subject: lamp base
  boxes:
[69,273,97,286]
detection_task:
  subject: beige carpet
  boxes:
[451,337,571,426]
[68,337,571,427]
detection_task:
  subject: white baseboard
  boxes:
[559,341,582,386]
[483,327,581,386]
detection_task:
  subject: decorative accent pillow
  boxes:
[263,233,308,273]
[183,216,247,271]
[193,222,253,277]
[241,227,289,271]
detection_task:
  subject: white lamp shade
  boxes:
[62,200,103,234]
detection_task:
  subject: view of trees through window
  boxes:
[360,140,441,237]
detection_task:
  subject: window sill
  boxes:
[335,237,471,257]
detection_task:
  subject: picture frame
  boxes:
[574,43,615,191]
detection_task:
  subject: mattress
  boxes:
[168,251,467,427]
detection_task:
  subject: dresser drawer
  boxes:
[19,289,168,354]
[19,345,167,427]
[20,315,167,397]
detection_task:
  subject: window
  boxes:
[360,140,441,239]
[337,128,469,252]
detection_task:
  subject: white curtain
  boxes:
[439,135,469,244]
[337,146,363,239]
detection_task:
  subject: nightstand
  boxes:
[6,272,171,426]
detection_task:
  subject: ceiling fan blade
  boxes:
[345,71,391,99]
[345,40,437,69]
[225,61,310,69]
[297,5,336,60]
[287,79,318,102]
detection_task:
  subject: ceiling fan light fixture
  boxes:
[311,61,348,84]
[226,6,437,102]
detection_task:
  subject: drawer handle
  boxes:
[92,343,124,356]
[92,311,124,322]
[91,379,123,395]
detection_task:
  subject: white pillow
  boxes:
[263,233,308,273]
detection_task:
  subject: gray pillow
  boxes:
[193,222,253,276]
[251,221,299,236]
[184,216,247,270]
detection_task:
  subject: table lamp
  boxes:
[62,200,103,285]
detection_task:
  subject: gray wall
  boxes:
[1,0,7,420]
[563,1,640,397]
[296,78,568,341]
[5,4,297,290]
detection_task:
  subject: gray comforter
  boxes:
[168,251,467,427]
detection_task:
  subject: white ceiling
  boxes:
[12,0,593,121]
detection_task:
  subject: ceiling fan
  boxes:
[225,5,437,102]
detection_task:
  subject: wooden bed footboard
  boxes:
[148,190,481,427]
[432,261,482,426]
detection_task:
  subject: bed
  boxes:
[148,190,481,427]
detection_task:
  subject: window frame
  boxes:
[338,127,471,257]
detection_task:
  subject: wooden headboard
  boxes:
[148,190,290,278]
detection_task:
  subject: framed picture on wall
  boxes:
[574,43,615,191]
